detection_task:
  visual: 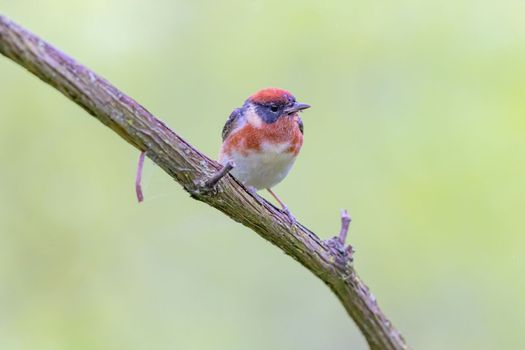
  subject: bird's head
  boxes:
[243,88,310,124]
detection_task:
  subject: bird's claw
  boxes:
[246,186,266,206]
[282,206,297,225]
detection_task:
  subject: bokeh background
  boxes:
[1,1,525,349]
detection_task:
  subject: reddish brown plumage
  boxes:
[249,88,294,105]
[222,116,303,156]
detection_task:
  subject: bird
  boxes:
[218,87,310,220]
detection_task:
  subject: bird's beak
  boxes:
[284,102,311,114]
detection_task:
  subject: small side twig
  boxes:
[135,151,146,202]
[203,161,235,189]
[338,209,351,244]
[325,209,354,262]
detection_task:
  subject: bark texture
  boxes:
[0,15,409,350]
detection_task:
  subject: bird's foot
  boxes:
[246,186,266,206]
[265,188,297,226]
[281,205,297,225]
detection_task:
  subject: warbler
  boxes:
[219,88,310,218]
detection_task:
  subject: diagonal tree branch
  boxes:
[0,15,409,350]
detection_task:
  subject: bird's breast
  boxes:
[221,116,303,157]
[218,116,303,189]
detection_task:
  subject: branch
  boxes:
[0,16,409,350]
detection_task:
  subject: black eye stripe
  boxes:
[255,104,279,124]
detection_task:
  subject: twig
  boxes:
[135,150,146,202]
[339,209,351,244]
[0,15,409,350]
[203,161,235,190]
[325,209,354,263]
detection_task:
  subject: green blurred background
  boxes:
[1,1,525,349]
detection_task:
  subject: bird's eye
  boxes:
[270,105,279,112]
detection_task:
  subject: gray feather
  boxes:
[222,108,242,141]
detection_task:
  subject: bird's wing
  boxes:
[221,108,243,141]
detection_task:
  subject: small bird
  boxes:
[219,88,310,219]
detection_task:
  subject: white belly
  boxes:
[222,142,297,190]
